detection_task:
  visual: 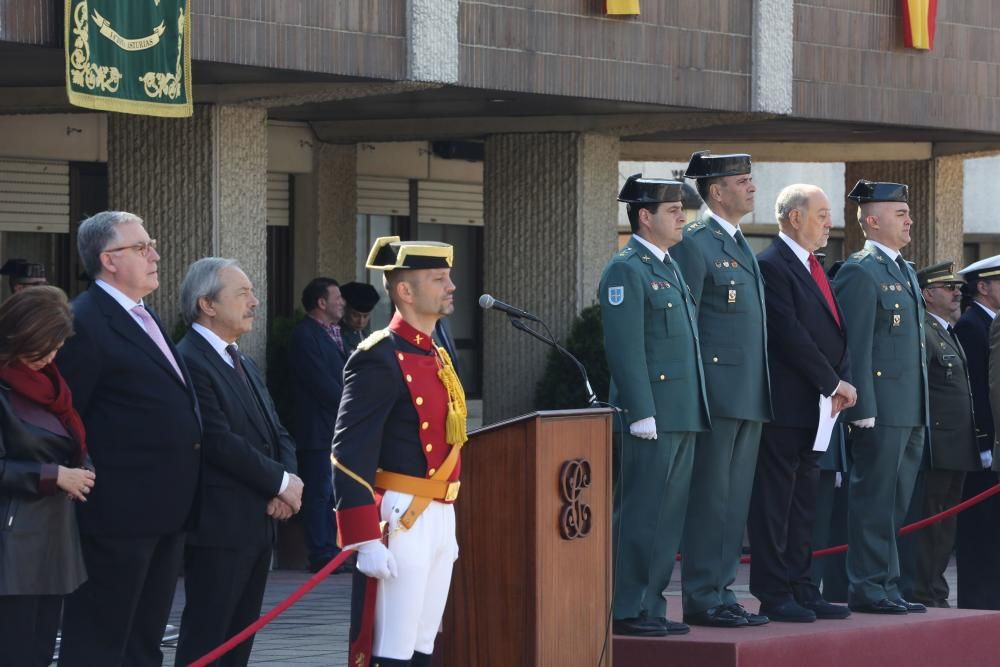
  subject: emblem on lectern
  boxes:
[559,458,593,540]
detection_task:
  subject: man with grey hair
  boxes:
[57,211,202,666]
[173,258,301,666]
[748,184,855,622]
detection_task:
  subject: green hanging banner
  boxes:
[65,0,193,117]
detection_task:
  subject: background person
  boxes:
[0,286,93,667]
[339,281,380,354]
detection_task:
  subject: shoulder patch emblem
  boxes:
[608,286,624,306]
[357,327,391,351]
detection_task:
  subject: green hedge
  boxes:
[534,304,610,410]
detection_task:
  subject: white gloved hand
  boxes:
[851,418,875,429]
[355,541,398,580]
[981,450,994,470]
[835,472,843,489]
[629,417,657,440]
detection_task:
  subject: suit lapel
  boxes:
[774,239,841,327]
[191,332,272,442]
[92,286,187,388]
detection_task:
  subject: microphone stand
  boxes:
[507,314,599,407]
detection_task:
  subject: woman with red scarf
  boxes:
[0,286,94,666]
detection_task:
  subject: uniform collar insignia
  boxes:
[388,312,434,352]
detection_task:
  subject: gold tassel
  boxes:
[435,346,468,446]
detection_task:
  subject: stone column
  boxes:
[843,161,933,268]
[107,104,269,363]
[481,133,620,423]
[932,155,965,267]
[315,143,359,281]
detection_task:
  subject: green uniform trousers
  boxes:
[681,417,762,613]
[812,469,850,602]
[846,424,925,605]
[900,469,965,605]
[612,430,695,620]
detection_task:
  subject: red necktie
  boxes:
[807,254,841,328]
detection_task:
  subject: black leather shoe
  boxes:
[683,606,749,628]
[891,598,927,613]
[760,599,816,623]
[848,599,908,614]
[799,598,850,620]
[613,616,669,637]
[656,618,691,635]
[726,602,769,626]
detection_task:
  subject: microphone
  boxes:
[478,294,541,322]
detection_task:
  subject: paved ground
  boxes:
[159,558,959,666]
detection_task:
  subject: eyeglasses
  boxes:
[926,284,962,292]
[104,239,158,257]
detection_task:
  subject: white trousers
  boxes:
[373,491,459,660]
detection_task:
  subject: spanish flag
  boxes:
[902,0,937,50]
[606,0,639,15]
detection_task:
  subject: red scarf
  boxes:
[0,360,87,465]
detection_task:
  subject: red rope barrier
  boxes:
[191,482,1000,665]
[737,480,1000,564]
[187,549,354,667]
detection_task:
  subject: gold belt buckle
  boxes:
[444,480,461,502]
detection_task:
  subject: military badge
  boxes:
[608,286,624,306]
[651,283,659,290]
[728,288,737,304]
[892,314,901,327]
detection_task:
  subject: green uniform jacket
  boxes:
[831,241,929,427]
[598,237,710,433]
[670,213,772,423]
[923,313,980,471]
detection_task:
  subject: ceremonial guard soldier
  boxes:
[900,262,979,608]
[672,151,772,628]
[332,237,467,667]
[832,180,929,614]
[339,281,381,354]
[599,175,710,637]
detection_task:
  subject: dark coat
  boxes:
[923,314,981,471]
[955,303,995,451]
[177,330,297,548]
[288,316,347,451]
[55,285,202,537]
[0,387,87,595]
[757,238,850,429]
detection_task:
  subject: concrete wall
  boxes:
[964,156,1000,234]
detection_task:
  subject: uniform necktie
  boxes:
[131,305,185,382]
[808,254,841,327]
[734,229,753,260]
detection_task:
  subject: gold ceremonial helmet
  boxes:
[365,236,453,271]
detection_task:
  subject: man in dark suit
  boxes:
[954,254,1000,609]
[173,258,302,666]
[749,184,856,622]
[56,211,202,666]
[900,262,980,608]
[833,180,929,615]
[288,277,348,571]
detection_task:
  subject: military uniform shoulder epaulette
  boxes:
[616,245,635,258]
[685,221,707,233]
[846,249,871,264]
[356,328,392,352]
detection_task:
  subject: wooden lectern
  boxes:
[440,409,613,667]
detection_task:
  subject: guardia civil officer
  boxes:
[832,180,929,614]
[672,151,772,628]
[899,262,979,608]
[599,175,710,637]
[332,237,467,667]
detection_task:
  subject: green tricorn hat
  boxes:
[618,174,685,204]
[683,150,752,179]
[365,236,453,271]
[917,260,962,289]
[847,180,909,204]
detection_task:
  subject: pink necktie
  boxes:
[131,305,185,382]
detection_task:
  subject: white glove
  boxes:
[835,472,843,488]
[851,418,875,429]
[981,450,994,470]
[355,541,398,580]
[629,417,657,440]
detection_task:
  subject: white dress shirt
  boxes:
[708,211,741,239]
[778,231,811,271]
[632,233,670,263]
[929,312,951,330]
[95,279,148,329]
[868,240,901,262]
[975,302,997,320]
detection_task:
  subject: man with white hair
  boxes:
[748,184,855,622]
